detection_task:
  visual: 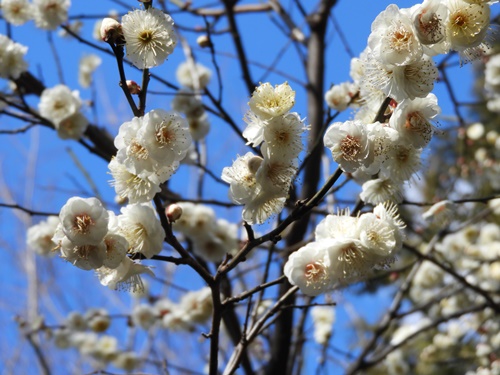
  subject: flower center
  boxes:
[304,262,328,286]
[139,30,154,44]
[340,135,361,160]
[155,122,175,146]
[73,213,94,234]
[130,140,149,159]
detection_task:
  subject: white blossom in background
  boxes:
[1,0,33,25]
[26,216,60,256]
[78,54,102,88]
[171,88,205,118]
[0,35,28,79]
[113,351,141,372]
[176,61,212,90]
[311,306,336,345]
[38,84,82,124]
[131,304,157,330]
[324,82,358,111]
[58,20,82,38]
[56,112,89,140]
[121,8,176,69]
[33,0,70,30]
[178,287,213,324]
[187,113,210,141]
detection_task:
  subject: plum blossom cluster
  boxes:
[44,196,162,291]
[109,109,192,203]
[222,82,307,224]
[323,1,496,204]
[0,34,28,79]
[42,309,142,372]
[38,84,89,140]
[484,52,500,113]
[284,202,405,296]
[1,0,70,29]
[131,287,213,331]
[172,61,212,141]
[171,202,239,263]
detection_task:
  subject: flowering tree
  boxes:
[2,0,500,374]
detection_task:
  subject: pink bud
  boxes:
[100,18,122,43]
[126,80,141,95]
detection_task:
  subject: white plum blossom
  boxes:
[139,109,192,165]
[285,203,405,295]
[360,177,404,205]
[411,0,450,55]
[0,35,28,79]
[59,197,109,246]
[97,257,154,292]
[171,88,205,118]
[187,113,210,141]
[222,152,261,205]
[1,0,33,25]
[248,82,295,120]
[108,157,161,204]
[284,240,334,296]
[445,0,491,61]
[368,4,423,66]
[389,94,440,148]
[33,0,70,30]
[261,112,305,162]
[56,231,107,270]
[379,141,422,183]
[363,53,438,101]
[323,120,373,173]
[119,203,165,258]
[121,8,177,69]
[176,61,212,90]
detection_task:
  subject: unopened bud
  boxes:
[166,204,183,223]
[247,156,263,175]
[126,80,141,95]
[197,35,211,48]
[100,17,122,43]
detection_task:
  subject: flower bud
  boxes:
[126,80,141,95]
[100,18,122,43]
[197,35,211,48]
[166,204,183,223]
[247,156,263,175]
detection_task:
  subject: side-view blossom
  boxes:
[119,203,165,258]
[121,8,176,69]
[78,54,102,88]
[26,216,60,256]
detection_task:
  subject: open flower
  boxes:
[248,82,295,120]
[33,0,70,30]
[121,8,177,69]
[59,197,109,246]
